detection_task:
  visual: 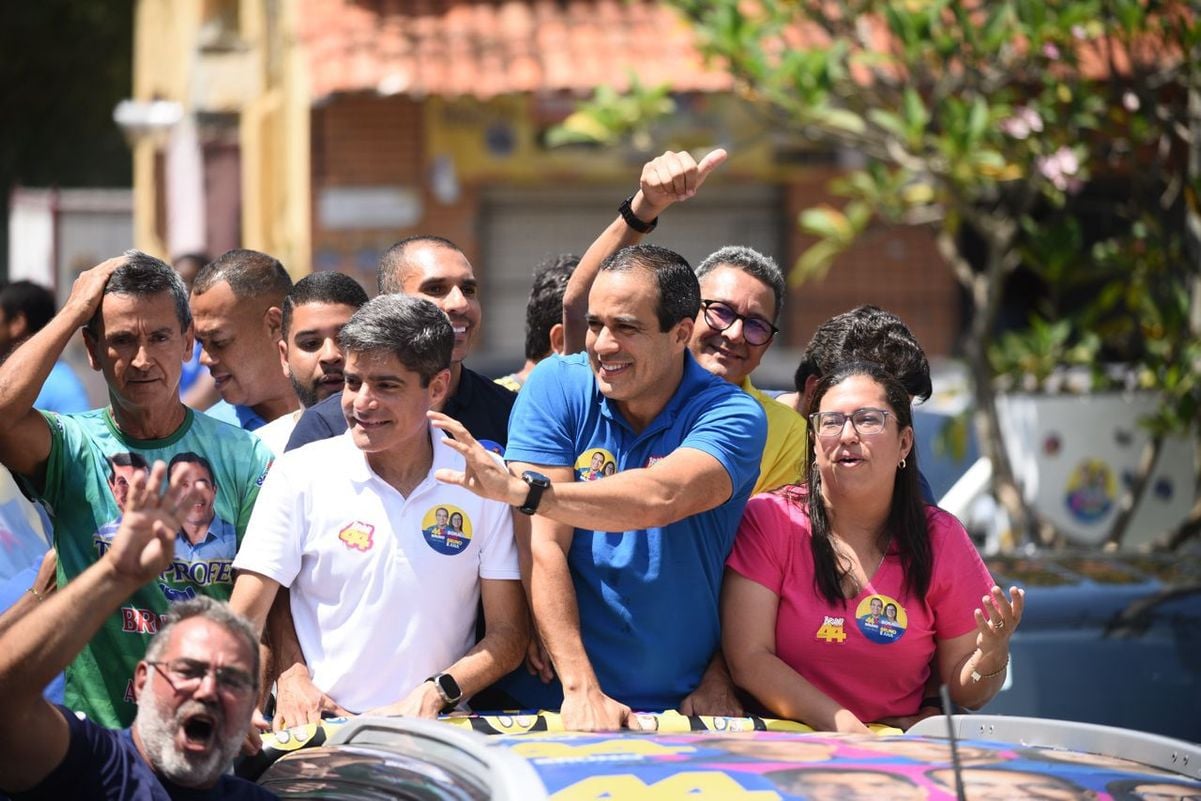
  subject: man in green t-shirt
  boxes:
[0,251,273,727]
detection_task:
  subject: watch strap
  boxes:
[619,193,658,234]
[519,471,550,515]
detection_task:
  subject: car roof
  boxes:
[256,714,1201,799]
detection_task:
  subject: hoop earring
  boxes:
[899,458,907,469]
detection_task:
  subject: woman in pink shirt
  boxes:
[723,361,1024,732]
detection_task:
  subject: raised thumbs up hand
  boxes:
[638,148,729,217]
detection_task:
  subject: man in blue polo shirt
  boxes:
[433,244,766,730]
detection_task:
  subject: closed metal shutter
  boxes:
[478,184,783,362]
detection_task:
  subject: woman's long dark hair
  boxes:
[800,360,931,605]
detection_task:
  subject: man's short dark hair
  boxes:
[377,236,464,295]
[338,294,453,386]
[87,250,192,335]
[281,272,369,340]
[0,281,56,336]
[794,304,932,402]
[524,254,579,361]
[107,451,149,482]
[191,249,292,302]
[599,245,700,332]
[696,246,786,323]
[167,451,216,488]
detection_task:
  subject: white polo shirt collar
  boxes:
[342,424,458,497]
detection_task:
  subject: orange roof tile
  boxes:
[299,0,732,100]
[298,1,1181,102]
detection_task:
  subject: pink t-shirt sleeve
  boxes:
[726,492,793,595]
[925,507,996,640]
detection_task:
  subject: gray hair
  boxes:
[338,294,453,386]
[87,250,192,335]
[143,596,260,689]
[696,246,786,323]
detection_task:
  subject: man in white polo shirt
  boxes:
[230,295,528,718]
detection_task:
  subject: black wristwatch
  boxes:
[618,193,658,234]
[427,672,463,707]
[518,470,551,515]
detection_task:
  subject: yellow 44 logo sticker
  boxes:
[815,616,847,644]
[556,772,779,800]
[338,521,375,552]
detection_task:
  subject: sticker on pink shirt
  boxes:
[855,593,908,644]
[815,615,848,644]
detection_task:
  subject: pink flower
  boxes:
[1038,147,1081,191]
[1000,106,1044,140]
[1043,42,1061,60]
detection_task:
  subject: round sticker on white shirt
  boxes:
[420,505,473,556]
[855,594,908,644]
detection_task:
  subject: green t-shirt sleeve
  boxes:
[234,439,275,539]
[34,413,68,506]
[37,410,80,532]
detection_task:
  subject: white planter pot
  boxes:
[996,392,1197,547]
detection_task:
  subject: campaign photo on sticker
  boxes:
[420,505,473,556]
[855,594,908,644]
[574,448,616,482]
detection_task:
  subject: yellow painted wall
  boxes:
[424,93,815,184]
[131,0,201,258]
[131,0,311,275]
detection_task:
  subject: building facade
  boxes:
[129,0,960,368]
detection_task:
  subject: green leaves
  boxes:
[795,203,873,282]
[903,88,930,143]
[545,75,676,149]
[989,316,1102,389]
[1112,0,1146,34]
[552,0,1198,441]
[800,205,856,241]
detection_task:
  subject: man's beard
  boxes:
[289,372,320,409]
[133,680,240,788]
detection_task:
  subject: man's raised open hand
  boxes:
[104,460,193,585]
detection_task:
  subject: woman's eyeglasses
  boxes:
[810,408,892,439]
